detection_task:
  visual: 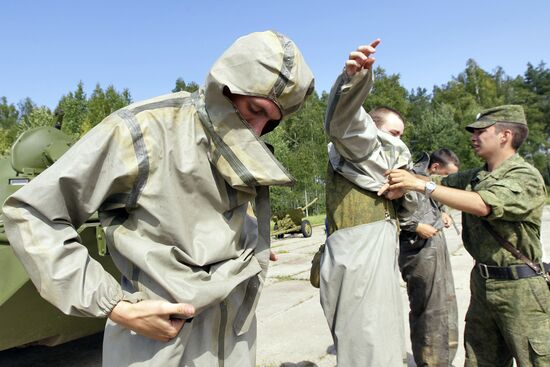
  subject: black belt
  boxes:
[476,262,550,280]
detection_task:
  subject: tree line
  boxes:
[1,61,549,216]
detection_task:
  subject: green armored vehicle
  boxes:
[0,126,120,351]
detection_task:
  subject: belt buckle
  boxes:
[478,263,490,279]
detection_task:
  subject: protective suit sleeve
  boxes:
[3,113,137,317]
[324,68,380,161]
[397,191,422,232]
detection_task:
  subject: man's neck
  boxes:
[486,149,516,171]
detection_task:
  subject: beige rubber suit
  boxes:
[321,68,410,366]
[3,31,314,366]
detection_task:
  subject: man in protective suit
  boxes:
[397,148,460,366]
[3,30,314,366]
[320,39,410,366]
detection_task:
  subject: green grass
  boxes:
[303,213,326,227]
[273,275,294,282]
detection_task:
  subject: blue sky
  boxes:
[2,0,549,109]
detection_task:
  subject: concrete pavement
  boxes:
[1,209,548,366]
[256,207,550,367]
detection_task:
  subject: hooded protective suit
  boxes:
[3,31,314,366]
[321,68,410,366]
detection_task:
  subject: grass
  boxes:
[303,213,326,227]
[273,275,294,282]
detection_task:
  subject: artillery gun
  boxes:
[271,197,318,239]
[0,126,120,351]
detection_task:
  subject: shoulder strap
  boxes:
[481,220,543,274]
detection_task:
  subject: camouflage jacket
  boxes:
[437,154,546,266]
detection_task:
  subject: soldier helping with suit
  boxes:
[383,105,550,367]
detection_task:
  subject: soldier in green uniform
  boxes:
[383,105,550,366]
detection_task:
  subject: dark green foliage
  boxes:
[0,97,20,154]
[267,91,328,216]
[172,78,199,93]
[365,67,410,118]
[56,82,132,138]
[3,63,550,209]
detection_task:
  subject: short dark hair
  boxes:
[368,106,405,128]
[494,122,529,150]
[430,148,460,169]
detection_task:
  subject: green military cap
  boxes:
[465,104,527,132]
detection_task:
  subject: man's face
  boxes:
[429,162,459,176]
[470,125,502,159]
[378,113,404,139]
[228,94,282,136]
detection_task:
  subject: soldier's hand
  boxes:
[108,299,195,342]
[416,223,438,239]
[382,186,405,200]
[384,169,427,192]
[270,250,278,261]
[345,39,381,77]
[441,212,453,228]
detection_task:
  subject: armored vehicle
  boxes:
[0,126,120,351]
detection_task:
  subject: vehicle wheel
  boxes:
[301,219,312,238]
[273,224,284,239]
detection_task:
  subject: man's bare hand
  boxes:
[416,223,438,239]
[109,299,195,342]
[345,39,381,77]
[270,250,278,261]
[384,169,427,193]
[441,212,453,228]
[377,183,405,200]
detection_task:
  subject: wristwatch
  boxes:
[424,181,437,197]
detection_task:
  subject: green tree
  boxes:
[172,78,199,93]
[21,107,55,130]
[0,97,19,129]
[83,84,132,135]
[268,92,327,215]
[458,59,503,107]
[363,66,410,117]
[406,103,480,168]
[0,97,20,154]
[57,81,88,138]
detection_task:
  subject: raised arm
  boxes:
[324,40,382,161]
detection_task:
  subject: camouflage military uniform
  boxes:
[438,153,550,366]
[397,154,459,367]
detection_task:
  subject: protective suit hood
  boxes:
[199,30,315,190]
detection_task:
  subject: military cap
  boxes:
[465,104,527,132]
